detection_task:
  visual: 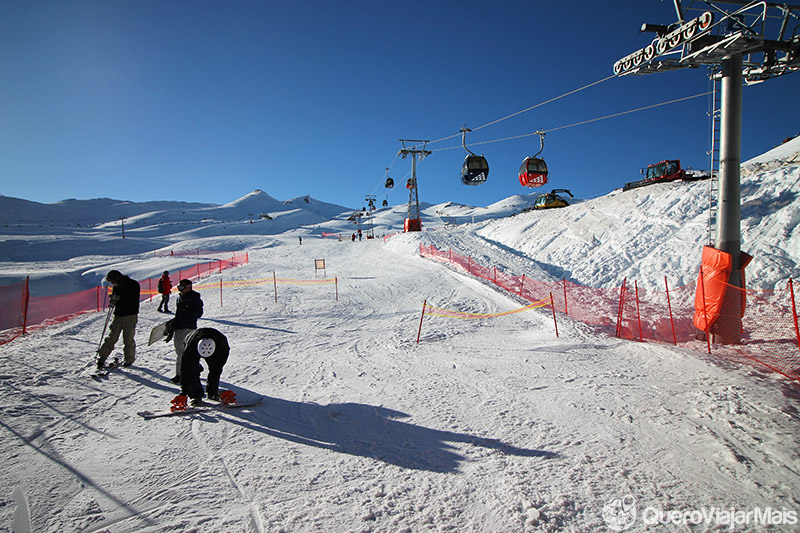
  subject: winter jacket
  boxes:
[157,275,172,295]
[180,328,229,400]
[173,289,203,330]
[111,276,140,317]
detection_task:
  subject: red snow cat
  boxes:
[623,159,710,191]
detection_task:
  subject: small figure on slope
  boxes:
[157,271,172,313]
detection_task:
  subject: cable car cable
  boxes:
[426,74,618,146]
[429,90,712,152]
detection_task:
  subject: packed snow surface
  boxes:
[1,137,799,531]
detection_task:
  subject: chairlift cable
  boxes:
[368,153,401,197]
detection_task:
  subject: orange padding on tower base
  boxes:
[693,245,752,331]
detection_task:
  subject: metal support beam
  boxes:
[408,153,420,222]
[713,52,744,344]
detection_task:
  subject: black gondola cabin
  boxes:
[461,155,489,186]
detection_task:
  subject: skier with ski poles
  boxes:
[97,270,140,368]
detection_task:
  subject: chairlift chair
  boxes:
[519,131,549,187]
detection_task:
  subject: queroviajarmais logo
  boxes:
[602,495,637,531]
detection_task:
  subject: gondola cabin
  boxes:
[385,177,394,189]
[519,157,548,187]
[461,155,489,186]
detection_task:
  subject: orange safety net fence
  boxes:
[0,252,249,346]
[420,243,800,381]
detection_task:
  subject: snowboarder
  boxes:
[157,271,172,313]
[180,327,230,404]
[97,270,140,368]
[165,279,203,383]
[298,236,302,245]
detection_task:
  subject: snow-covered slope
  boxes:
[1,137,799,532]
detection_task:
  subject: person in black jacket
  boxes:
[97,270,140,368]
[180,327,230,404]
[168,279,203,383]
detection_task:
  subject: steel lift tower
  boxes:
[614,0,800,344]
[398,140,431,232]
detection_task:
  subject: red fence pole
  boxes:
[789,279,800,355]
[700,266,711,354]
[616,278,627,338]
[665,276,677,345]
[22,276,30,335]
[220,278,223,307]
[335,277,339,301]
[273,271,278,303]
[148,278,153,302]
[634,280,643,342]
[416,299,427,343]
[550,293,559,338]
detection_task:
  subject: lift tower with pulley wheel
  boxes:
[398,140,431,232]
[613,0,800,344]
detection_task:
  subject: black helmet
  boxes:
[163,271,169,276]
[106,270,123,283]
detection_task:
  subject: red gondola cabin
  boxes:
[519,157,548,187]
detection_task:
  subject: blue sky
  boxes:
[1,1,798,210]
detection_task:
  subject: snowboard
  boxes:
[137,396,263,419]
[148,321,170,346]
[90,358,121,380]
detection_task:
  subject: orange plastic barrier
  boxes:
[693,246,734,331]
[0,252,249,345]
[420,243,800,381]
[693,246,753,332]
[0,278,29,345]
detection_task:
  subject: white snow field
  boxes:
[1,136,799,531]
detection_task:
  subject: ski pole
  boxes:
[97,295,114,354]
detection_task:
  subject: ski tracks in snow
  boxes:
[191,418,265,532]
